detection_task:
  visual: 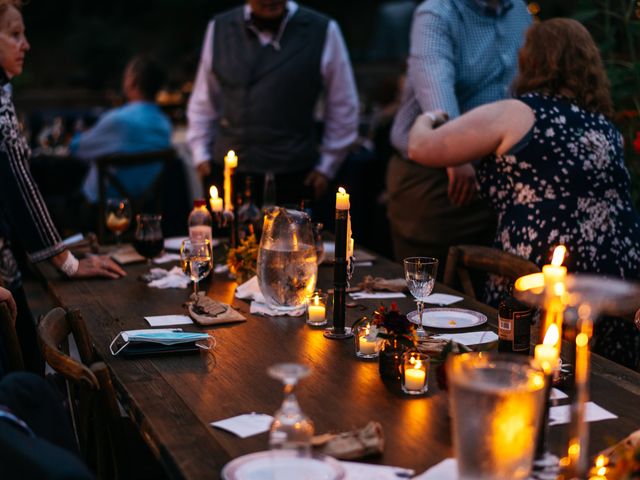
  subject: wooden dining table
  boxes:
[34,245,640,479]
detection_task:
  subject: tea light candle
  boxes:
[359,334,377,355]
[307,295,326,324]
[336,187,350,210]
[405,360,426,390]
[209,186,223,212]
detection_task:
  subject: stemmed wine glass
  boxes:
[404,257,439,338]
[105,198,131,246]
[133,214,164,264]
[267,363,314,455]
[180,238,212,298]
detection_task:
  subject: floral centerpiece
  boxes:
[226,233,258,284]
[590,430,640,479]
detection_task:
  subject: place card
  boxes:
[144,315,193,327]
[210,413,274,438]
[423,293,463,305]
[551,388,569,400]
[549,402,617,426]
[340,461,415,479]
[413,458,457,479]
[349,292,406,300]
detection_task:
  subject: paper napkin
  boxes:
[423,293,463,305]
[414,458,457,479]
[340,461,414,480]
[153,253,181,264]
[433,331,498,346]
[144,315,193,327]
[549,402,617,426]
[210,413,274,438]
[350,292,406,300]
[551,388,569,400]
[235,276,265,303]
[147,266,190,289]
[250,302,306,317]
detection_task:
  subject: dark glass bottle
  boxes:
[237,176,262,240]
[498,284,533,355]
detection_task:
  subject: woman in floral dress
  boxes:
[407,18,640,368]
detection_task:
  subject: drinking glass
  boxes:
[133,214,164,264]
[268,363,314,455]
[105,198,131,245]
[403,257,439,338]
[180,238,212,297]
[448,353,546,480]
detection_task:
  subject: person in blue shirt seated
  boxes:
[70,55,172,204]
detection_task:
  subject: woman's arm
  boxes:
[408,99,535,167]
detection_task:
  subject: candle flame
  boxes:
[576,332,589,348]
[313,294,320,306]
[338,187,346,194]
[595,455,606,468]
[515,272,545,291]
[209,185,218,199]
[551,245,566,266]
[543,323,560,346]
[414,359,422,369]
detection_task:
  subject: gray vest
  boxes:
[212,6,328,174]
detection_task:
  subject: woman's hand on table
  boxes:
[74,256,126,279]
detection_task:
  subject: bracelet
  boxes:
[59,252,79,277]
[425,112,438,124]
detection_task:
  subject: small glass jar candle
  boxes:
[306,291,328,327]
[353,318,382,359]
[402,351,430,395]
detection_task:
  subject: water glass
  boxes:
[401,351,429,395]
[403,257,439,337]
[447,353,546,480]
[180,238,212,297]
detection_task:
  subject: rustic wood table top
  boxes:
[35,247,640,479]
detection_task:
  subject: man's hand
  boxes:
[304,170,330,199]
[74,256,126,279]
[197,161,212,179]
[446,164,478,207]
[0,287,17,324]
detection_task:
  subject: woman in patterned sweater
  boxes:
[0,0,125,373]
[407,18,640,368]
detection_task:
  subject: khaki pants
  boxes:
[386,155,496,278]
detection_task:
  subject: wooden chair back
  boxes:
[38,307,124,479]
[443,245,541,300]
[96,148,176,242]
[0,301,24,372]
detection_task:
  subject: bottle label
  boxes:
[498,315,514,341]
[189,225,212,245]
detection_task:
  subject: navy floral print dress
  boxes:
[477,93,640,368]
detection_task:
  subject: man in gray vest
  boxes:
[187,0,358,204]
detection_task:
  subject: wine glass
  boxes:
[105,198,131,246]
[133,214,164,264]
[267,363,314,455]
[180,238,212,298]
[404,257,439,338]
[312,222,325,265]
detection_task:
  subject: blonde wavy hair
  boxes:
[513,18,614,118]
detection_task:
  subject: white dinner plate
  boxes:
[407,308,487,329]
[222,450,345,480]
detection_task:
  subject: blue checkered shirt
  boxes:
[390,0,531,157]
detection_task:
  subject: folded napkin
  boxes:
[433,331,498,346]
[549,402,617,426]
[153,253,181,264]
[147,266,190,289]
[358,275,406,293]
[236,276,305,317]
[423,293,463,306]
[350,292,406,300]
[414,458,457,479]
[210,413,274,438]
[340,461,414,479]
[312,421,384,460]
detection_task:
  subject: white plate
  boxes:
[433,331,498,346]
[222,451,345,480]
[407,308,487,329]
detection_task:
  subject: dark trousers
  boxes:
[13,287,44,375]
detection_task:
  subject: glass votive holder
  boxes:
[353,318,382,359]
[306,291,328,327]
[401,351,430,395]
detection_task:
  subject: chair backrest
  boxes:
[443,245,541,300]
[96,148,176,242]
[38,307,124,479]
[0,301,24,373]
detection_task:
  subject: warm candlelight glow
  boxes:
[224,150,238,168]
[543,323,559,346]
[223,151,237,211]
[595,455,606,468]
[209,185,218,198]
[336,187,350,210]
[209,185,223,212]
[515,272,545,291]
[307,293,326,324]
[551,245,567,266]
[576,332,589,347]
